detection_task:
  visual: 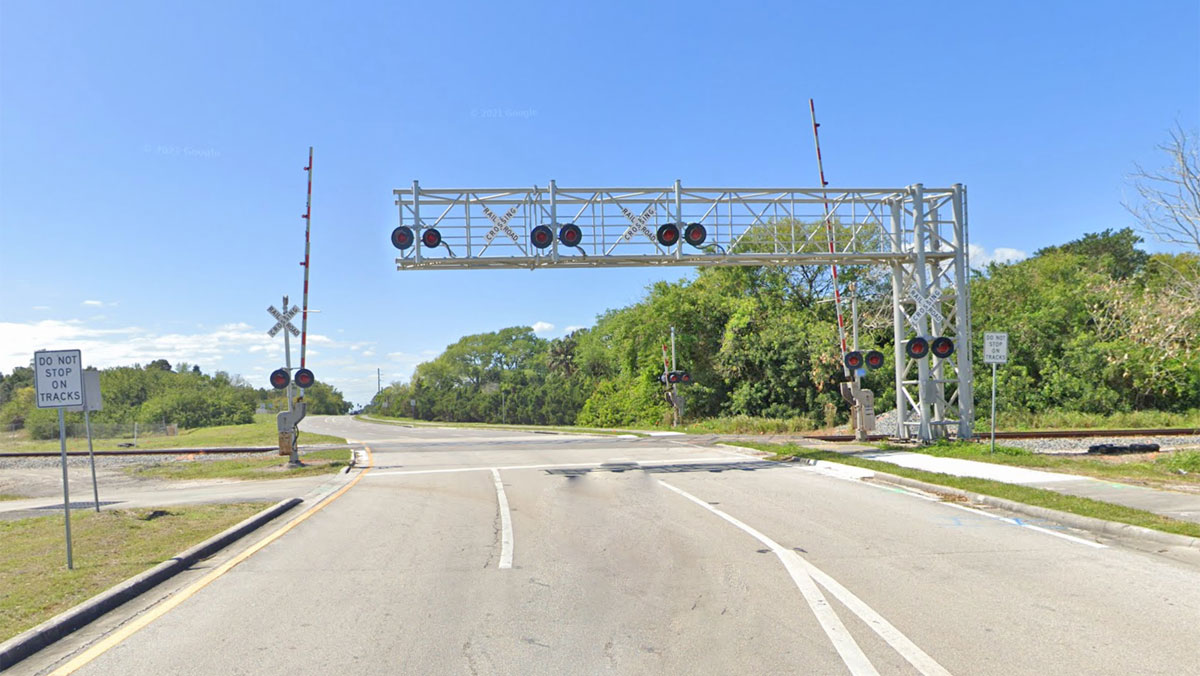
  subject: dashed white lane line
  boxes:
[659,479,952,676]
[490,469,514,569]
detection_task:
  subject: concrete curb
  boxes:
[861,470,1200,551]
[0,497,303,670]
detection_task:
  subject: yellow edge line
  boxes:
[52,445,374,675]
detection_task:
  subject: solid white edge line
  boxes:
[657,480,881,676]
[798,463,1106,551]
[490,468,514,569]
[942,503,1106,549]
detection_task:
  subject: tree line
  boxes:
[0,360,352,439]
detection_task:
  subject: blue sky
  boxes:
[2,0,1197,406]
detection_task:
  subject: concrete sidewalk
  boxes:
[816,445,1200,526]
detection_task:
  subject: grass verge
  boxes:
[876,440,1200,488]
[0,502,269,642]
[0,494,24,501]
[125,448,351,481]
[0,414,348,453]
[731,442,1200,540]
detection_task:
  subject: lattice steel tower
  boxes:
[391,181,974,442]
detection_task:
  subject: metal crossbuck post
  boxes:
[392,182,974,442]
[266,299,304,464]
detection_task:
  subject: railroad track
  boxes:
[796,428,1200,443]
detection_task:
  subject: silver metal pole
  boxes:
[889,199,909,440]
[58,407,73,569]
[283,295,299,466]
[991,363,997,454]
[670,326,677,370]
[84,383,99,512]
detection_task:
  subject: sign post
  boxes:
[983,333,1009,455]
[35,349,84,570]
[69,369,103,512]
[267,298,303,466]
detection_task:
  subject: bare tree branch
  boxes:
[1124,123,1200,252]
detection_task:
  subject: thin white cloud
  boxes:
[969,244,1028,267]
[82,300,104,307]
[531,321,555,335]
[32,306,50,311]
[564,325,585,334]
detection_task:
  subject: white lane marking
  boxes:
[791,464,1106,550]
[659,480,953,676]
[658,480,881,676]
[942,502,1106,549]
[490,469,514,569]
[365,457,746,478]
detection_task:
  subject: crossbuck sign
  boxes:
[267,304,300,337]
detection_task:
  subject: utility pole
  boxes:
[377,368,381,395]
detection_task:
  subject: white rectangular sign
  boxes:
[983,332,1008,364]
[34,349,84,409]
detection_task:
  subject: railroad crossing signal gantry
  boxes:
[392,181,974,442]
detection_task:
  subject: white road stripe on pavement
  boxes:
[490,469,514,569]
[942,502,1107,549]
[365,457,746,477]
[799,463,1108,550]
[658,480,881,676]
[659,479,954,676]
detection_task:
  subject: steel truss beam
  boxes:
[392,182,973,442]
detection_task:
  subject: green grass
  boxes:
[125,447,352,481]
[730,442,1200,540]
[675,414,822,435]
[0,502,269,641]
[874,440,1200,487]
[0,493,24,501]
[0,414,347,453]
[357,414,644,437]
[978,408,1200,432]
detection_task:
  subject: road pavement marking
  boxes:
[51,445,376,676]
[659,480,953,676]
[490,469,514,569]
[365,457,745,477]
[657,480,880,676]
[942,502,1106,549]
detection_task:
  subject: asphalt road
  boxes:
[44,416,1200,675]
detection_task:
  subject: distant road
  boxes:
[60,415,1200,675]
